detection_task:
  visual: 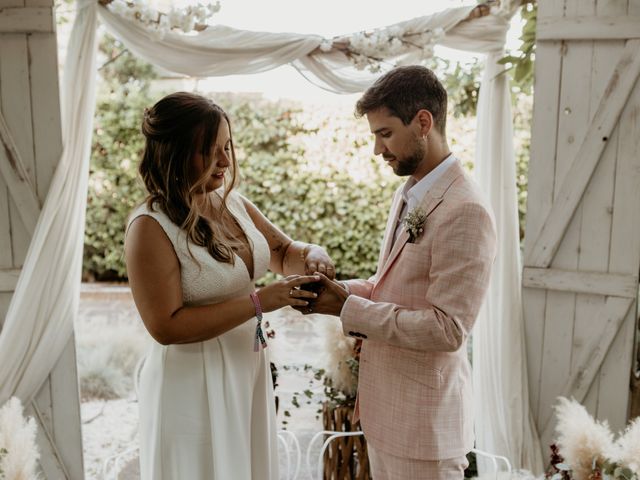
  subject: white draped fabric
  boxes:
[97,5,474,94]
[473,50,544,473]
[0,0,543,473]
[0,0,98,403]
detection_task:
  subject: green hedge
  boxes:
[220,98,397,281]
[84,82,396,282]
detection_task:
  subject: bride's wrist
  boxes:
[254,288,271,313]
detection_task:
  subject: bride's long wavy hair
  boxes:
[139,92,241,264]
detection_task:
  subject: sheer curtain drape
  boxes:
[0,1,543,472]
[474,50,544,473]
[0,0,98,403]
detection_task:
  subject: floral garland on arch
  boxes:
[100,0,221,39]
[316,1,508,73]
[319,25,445,73]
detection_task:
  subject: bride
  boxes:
[125,91,334,479]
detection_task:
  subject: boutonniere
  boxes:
[403,207,427,242]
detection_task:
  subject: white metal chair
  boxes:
[471,448,513,478]
[306,430,513,480]
[101,445,139,480]
[278,429,302,480]
[306,430,366,480]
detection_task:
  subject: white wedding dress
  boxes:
[128,190,279,480]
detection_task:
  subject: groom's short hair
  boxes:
[355,65,448,134]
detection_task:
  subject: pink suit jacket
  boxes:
[342,159,496,461]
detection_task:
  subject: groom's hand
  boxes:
[302,273,349,316]
[304,246,336,279]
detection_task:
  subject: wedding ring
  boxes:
[289,288,295,297]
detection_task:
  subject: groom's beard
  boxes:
[387,139,426,177]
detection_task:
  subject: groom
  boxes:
[309,66,497,479]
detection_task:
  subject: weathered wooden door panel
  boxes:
[524,0,640,455]
[0,2,84,478]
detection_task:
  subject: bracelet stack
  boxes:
[249,291,268,352]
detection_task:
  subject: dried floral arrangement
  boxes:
[0,397,40,480]
[545,397,639,480]
[320,317,360,409]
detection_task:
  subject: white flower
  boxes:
[319,39,333,53]
[158,14,170,32]
[123,7,137,21]
[139,5,156,23]
[181,13,196,33]
[106,0,218,35]
[403,207,427,242]
[389,37,404,55]
[350,33,366,51]
[194,4,209,23]
[388,25,404,37]
[351,53,370,71]
[108,0,128,16]
[208,1,222,14]
[168,8,184,29]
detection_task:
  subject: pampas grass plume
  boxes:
[321,316,357,397]
[614,415,640,474]
[0,397,40,480]
[554,397,615,480]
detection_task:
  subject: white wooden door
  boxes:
[0,1,84,478]
[523,0,640,453]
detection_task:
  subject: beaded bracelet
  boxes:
[249,291,268,352]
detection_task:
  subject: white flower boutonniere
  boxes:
[403,207,427,242]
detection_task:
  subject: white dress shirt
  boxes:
[393,154,457,243]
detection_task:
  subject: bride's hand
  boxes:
[257,275,320,313]
[304,246,335,279]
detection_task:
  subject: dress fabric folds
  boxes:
[128,190,278,480]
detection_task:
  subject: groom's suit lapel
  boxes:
[380,192,405,262]
[376,160,464,285]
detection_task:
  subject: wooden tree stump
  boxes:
[321,402,371,480]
